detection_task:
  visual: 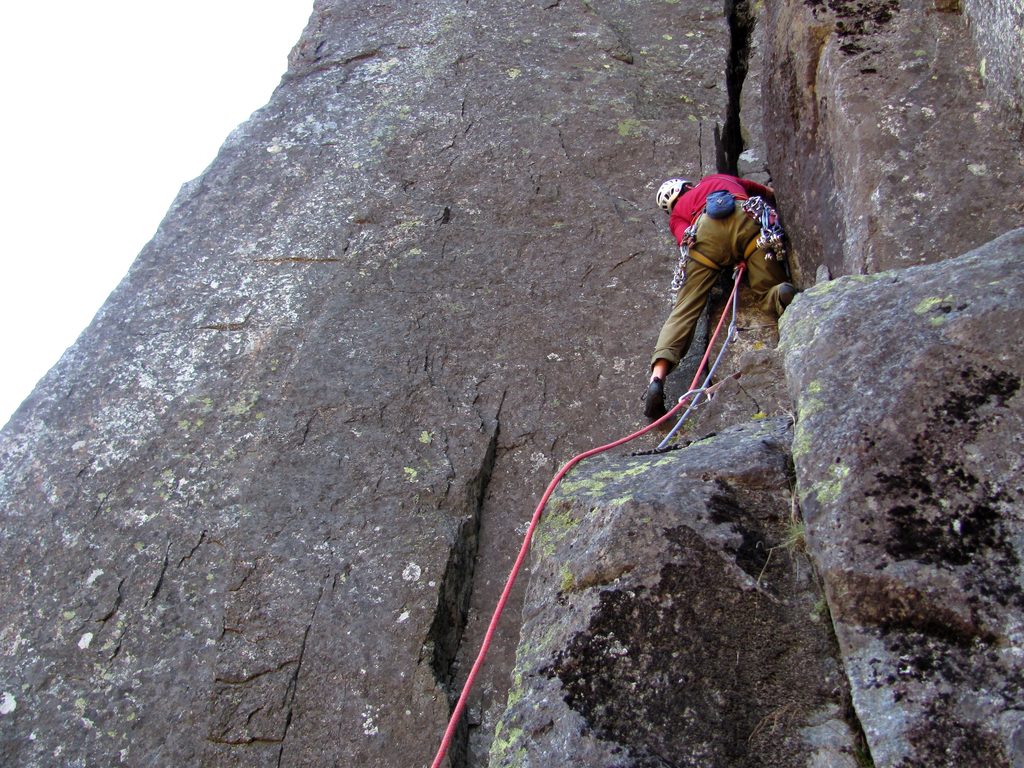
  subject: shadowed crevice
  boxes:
[718,0,756,174]
[423,420,500,768]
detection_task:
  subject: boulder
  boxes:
[780,228,1024,767]
[489,418,862,767]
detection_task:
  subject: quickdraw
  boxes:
[742,195,786,261]
[669,222,700,297]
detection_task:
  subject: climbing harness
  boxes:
[670,196,786,298]
[429,265,748,768]
[742,196,786,260]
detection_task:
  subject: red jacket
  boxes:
[668,174,774,244]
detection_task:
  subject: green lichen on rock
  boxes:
[533,501,582,557]
[792,420,812,459]
[489,721,527,766]
[554,461,653,501]
[689,433,719,448]
[913,295,953,316]
[782,273,900,354]
[559,564,576,593]
[799,394,825,420]
[225,389,259,417]
[805,463,850,505]
[505,668,526,710]
[617,118,644,137]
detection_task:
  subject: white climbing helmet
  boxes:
[656,178,691,214]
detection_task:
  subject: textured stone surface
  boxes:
[441,2,739,761]
[678,280,793,440]
[0,1,738,766]
[732,0,770,183]
[763,0,1024,283]
[963,0,1024,125]
[656,0,790,443]
[5,0,1021,764]
[780,229,1024,767]
[489,418,860,767]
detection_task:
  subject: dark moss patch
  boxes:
[877,633,1018,766]
[830,0,900,34]
[866,366,1022,608]
[549,526,847,768]
[707,486,772,582]
[899,699,1008,768]
[803,0,901,57]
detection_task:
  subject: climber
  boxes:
[644,173,797,419]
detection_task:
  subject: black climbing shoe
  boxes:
[777,282,797,310]
[644,378,667,420]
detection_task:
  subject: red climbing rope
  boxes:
[430,264,747,768]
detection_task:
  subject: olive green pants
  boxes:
[651,207,789,371]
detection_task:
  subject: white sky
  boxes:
[0,1,314,428]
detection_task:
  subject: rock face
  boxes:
[490,226,1024,766]
[0,1,742,766]
[2,0,1022,766]
[488,1,1024,766]
[963,0,1024,125]
[763,0,1024,283]
[781,229,1024,767]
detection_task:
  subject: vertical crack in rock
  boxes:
[147,541,172,605]
[719,0,756,173]
[275,576,325,768]
[714,6,879,760]
[422,422,500,768]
